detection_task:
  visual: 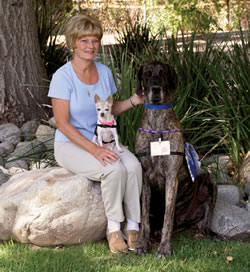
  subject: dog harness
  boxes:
[98,120,115,126]
[135,127,184,158]
[136,102,184,157]
[95,120,117,144]
[136,102,201,181]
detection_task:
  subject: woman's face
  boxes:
[73,36,100,61]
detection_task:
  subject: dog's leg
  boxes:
[135,176,151,255]
[196,173,218,234]
[156,172,179,258]
[113,130,123,153]
[97,133,103,147]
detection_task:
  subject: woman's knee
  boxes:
[128,159,142,176]
[104,162,127,181]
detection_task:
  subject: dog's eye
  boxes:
[145,70,152,77]
[105,109,109,111]
[97,108,101,111]
[158,68,164,76]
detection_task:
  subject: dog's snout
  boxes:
[152,86,161,93]
[101,112,105,117]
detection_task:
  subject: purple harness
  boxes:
[136,102,200,182]
[136,103,184,157]
[139,128,182,138]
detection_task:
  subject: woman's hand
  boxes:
[130,93,145,106]
[112,92,146,117]
[92,144,120,166]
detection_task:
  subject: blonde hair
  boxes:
[64,14,103,50]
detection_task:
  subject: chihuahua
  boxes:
[94,94,123,153]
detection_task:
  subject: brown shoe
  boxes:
[125,230,139,251]
[107,231,128,253]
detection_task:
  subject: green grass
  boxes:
[1,232,249,272]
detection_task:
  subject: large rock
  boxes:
[0,156,3,167]
[0,142,15,156]
[202,155,234,184]
[211,199,250,241]
[217,185,240,205]
[0,123,22,145]
[0,171,9,185]
[35,125,55,150]
[7,140,47,162]
[20,120,40,141]
[5,159,29,170]
[0,167,106,246]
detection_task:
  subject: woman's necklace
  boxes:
[72,61,98,85]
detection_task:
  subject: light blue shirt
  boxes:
[48,61,117,142]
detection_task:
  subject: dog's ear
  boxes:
[164,64,178,95]
[107,94,113,105]
[94,94,100,103]
[136,65,144,96]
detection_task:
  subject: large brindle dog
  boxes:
[135,61,217,258]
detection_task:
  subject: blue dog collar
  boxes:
[144,101,173,110]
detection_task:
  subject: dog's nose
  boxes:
[101,112,104,117]
[152,86,161,93]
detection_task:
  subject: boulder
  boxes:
[202,155,234,184]
[217,185,240,205]
[48,117,56,128]
[20,120,41,141]
[0,156,3,167]
[35,125,55,150]
[5,159,29,170]
[0,123,22,145]
[7,140,47,162]
[0,142,15,156]
[0,165,26,177]
[0,167,107,246]
[211,199,250,241]
[0,171,9,185]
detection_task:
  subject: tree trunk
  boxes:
[226,0,230,25]
[0,0,50,126]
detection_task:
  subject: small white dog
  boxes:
[94,94,123,153]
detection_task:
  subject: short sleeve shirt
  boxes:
[48,61,117,141]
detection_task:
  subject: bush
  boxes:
[105,26,249,184]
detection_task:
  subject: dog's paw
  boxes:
[134,241,149,256]
[116,145,123,153]
[155,245,172,258]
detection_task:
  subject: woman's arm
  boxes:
[52,98,120,166]
[112,93,145,117]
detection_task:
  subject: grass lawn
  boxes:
[0,230,249,272]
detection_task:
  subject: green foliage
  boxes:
[34,0,73,79]
[112,51,144,152]
[79,4,132,34]
[19,5,250,183]
[112,18,163,66]
[228,0,250,29]
[108,23,249,183]
[146,0,221,34]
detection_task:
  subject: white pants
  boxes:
[54,141,142,223]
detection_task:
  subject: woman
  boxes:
[48,14,144,253]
